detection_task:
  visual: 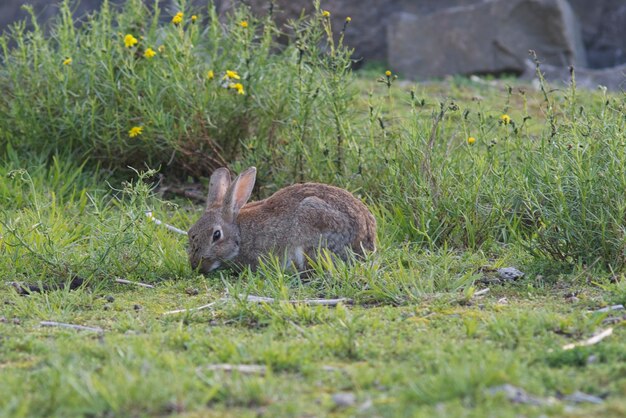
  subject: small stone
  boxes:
[133,304,142,311]
[0,316,7,323]
[487,384,546,405]
[586,354,598,365]
[103,304,111,311]
[332,392,356,408]
[12,318,21,325]
[185,287,199,296]
[497,267,524,281]
[105,295,115,303]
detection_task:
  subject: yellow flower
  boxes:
[128,126,144,138]
[467,136,476,145]
[172,12,184,25]
[158,45,165,53]
[62,57,72,66]
[191,15,198,23]
[385,70,392,77]
[322,10,331,18]
[346,17,352,23]
[229,82,245,95]
[124,34,138,48]
[223,70,241,80]
[143,48,156,59]
[500,114,511,125]
[207,70,215,80]
[240,20,248,28]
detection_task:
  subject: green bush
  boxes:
[2,0,626,271]
[0,0,357,181]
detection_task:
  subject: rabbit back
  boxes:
[235,183,376,270]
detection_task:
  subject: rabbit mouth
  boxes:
[208,261,221,272]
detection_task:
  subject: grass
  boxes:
[1,0,626,416]
[2,95,626,416]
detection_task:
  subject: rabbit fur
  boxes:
[188,167,376,273]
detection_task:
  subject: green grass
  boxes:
[2,1,626,416]
[2,123,626,417]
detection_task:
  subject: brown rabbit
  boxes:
[188,167,376,273]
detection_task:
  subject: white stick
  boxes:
[473,288,490,297]
[589,304,624,313]
[199,364,267,375]
[145,212,188,235]
[114,278,155,288]
[241,294,352,305]
[162,300,223,315]
[563,328,613,350]
[40,321,103,333]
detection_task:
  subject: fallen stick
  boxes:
[562,328,613,350]
[198,364,267,375]
[162,299,224,315]
[40,321,103,333]
[241,294,352,306]
[473,288,490,297]
[145,211,188,236]
[589,304,624,314]
[114,278,155,288]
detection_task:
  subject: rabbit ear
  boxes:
[223,167,256,221]
[207,167,231,209]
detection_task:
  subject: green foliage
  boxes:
[0,0,356,180]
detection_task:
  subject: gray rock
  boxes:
[497,267,525,281]
[563,391,604,405]
[218,0,400,64]
[522,59,626,91]
[388,0,587,80]
[331,392,356,408]
[487,384,548,405]
[568,0,626,68]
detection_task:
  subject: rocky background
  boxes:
[2,0,625,89]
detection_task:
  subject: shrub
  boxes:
[0,0,357,182]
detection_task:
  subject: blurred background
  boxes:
[1,0,625,88]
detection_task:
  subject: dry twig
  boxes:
[198,364,267,375]
[241,294,352,305]
[114,278,155,288]
[562,328,613,350]
[40,321,103,333]
[162,299,225,315]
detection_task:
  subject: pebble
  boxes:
[497,267,525,281]
[332,392,356,408]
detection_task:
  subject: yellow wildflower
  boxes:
[207,70,215,80]
[223,70,241,80]
[467,136,476,145]
[172,12,184,25]
[191,15,198,23]
[158,45,165,53]
[346,17,352,23]
[62,57,72,66]
[240,20,249,28]
[229,82,245,95]
[385,70,392,77]
[143,48,156,59]
[124,34,138,48]
[128,126,144,138]
[322,10,331,18]
[500,114,511,125]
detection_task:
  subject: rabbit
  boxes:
[187,167,377,273]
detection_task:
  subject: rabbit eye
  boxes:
[212,230,221,242]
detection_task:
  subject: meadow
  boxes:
[1,1,625,417]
